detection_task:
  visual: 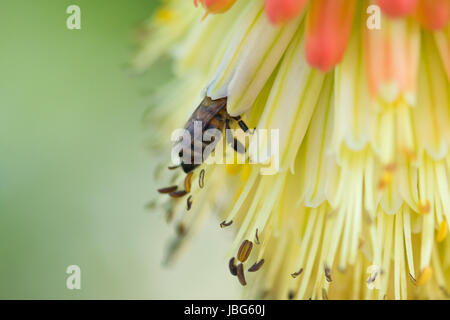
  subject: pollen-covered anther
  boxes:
[418,200,431,215]
[237,240,253,263]
[416,267,433,286]
[436,221,448,243]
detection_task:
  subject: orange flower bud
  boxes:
[416,0,450,30]
[377,0,418,17]
[305,0,356,72]
[265,0,308,24]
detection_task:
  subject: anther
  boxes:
[248,259,265,272]
[291,268,303,278]
[186,196,193,211]
[236,263,246,286]
[169,190,188,198]
[237,240,253,263]
[158,186,178,194]
[220,220,233,228]
[184,172,193,193]
[229,257,237,276]
[255,228,260,245]
[199,169,205,188]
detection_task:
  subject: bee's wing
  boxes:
[186,97,227,131]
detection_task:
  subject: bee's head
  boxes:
[181,162,198,174]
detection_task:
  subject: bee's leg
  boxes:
[226,119,246,154]
[232,115,254,134]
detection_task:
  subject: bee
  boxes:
[175,96,251,173]
[158,96,251,203]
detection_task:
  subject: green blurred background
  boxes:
[0,0,238,299]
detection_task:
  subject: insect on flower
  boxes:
[158,96,252,205]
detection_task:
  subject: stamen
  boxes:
[220,220,233,228]
[291,268,303,278]
[199,169,205,188]
[248,259,265,272]
[237,240,253,262]
[416,267,433,286]
[169,190,188,198]
[255,228,260,245]
[158,186,178,194]
[184,172,193,193]
[236,263,247,286]
[229,257,237,276]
